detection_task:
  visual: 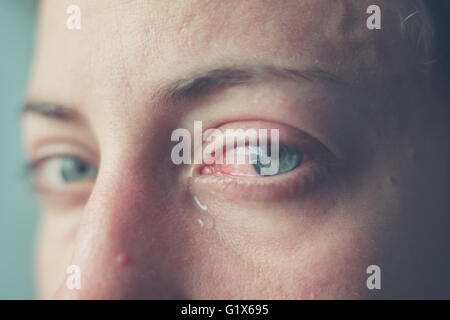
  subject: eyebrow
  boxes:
[23,65,346,119]
[165,65,347,103]
[22,102,83,122]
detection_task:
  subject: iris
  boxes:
[253,144,303,176]
[59,157,98,183]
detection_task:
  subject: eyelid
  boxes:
[199,120,335,166]
[27,154,96,176]
[27,138,98,163]
[202,119,333,153]
[190,159,329,202]
[27,139,99,169]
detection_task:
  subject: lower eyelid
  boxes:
[36,185,93,209]
[189,160,329,202]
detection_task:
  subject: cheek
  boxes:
[34,177,381,299]
[172,198,378,299]
[36,229,70,299]
[35,210,80,299]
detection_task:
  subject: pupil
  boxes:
[75,161,88,173]
[61,158,87,182]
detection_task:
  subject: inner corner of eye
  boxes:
[199,165,215,175]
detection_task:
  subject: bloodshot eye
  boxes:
[191,120,335,202]
[201,143,305,178]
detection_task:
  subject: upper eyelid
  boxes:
[25,154,97,176]
[26,138,99,165]
[201,122,333,161]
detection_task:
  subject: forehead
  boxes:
[29,0,408,105]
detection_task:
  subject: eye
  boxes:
[57,157,98,182]
[204,143,305,177]
[36,156,97,183]
[190,120,335,202]
[29,155,98,195]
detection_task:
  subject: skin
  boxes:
[23,0,450,299]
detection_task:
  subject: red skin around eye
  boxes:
[202,147,261,177]
[198,120,324,180]
[211,162,260,177]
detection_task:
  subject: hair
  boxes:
[404,1,450,92]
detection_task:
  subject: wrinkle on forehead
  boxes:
[39,0,409,67]
[132,0,410,79]
[31,0,414,109]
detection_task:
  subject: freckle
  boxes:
[116,253,130,266]
[408,149,417,161]
[388,175,398,186]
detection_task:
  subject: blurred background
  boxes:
[0,0,38,299]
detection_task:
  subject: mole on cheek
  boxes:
[116,253,130,266]
[388,175,398,186]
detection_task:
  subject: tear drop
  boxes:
[192,193,215,230]
[197,214,215,229]
[193,195,208,211]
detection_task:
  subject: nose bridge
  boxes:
[53,150,172,299]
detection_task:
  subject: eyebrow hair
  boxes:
[23,65,346,120]
[22,102,83,122]
[165,65,347,103]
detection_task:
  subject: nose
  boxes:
[52,150,185,299]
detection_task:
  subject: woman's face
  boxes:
[23,0,450,299]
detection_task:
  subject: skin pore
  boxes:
[23,0,450,299]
